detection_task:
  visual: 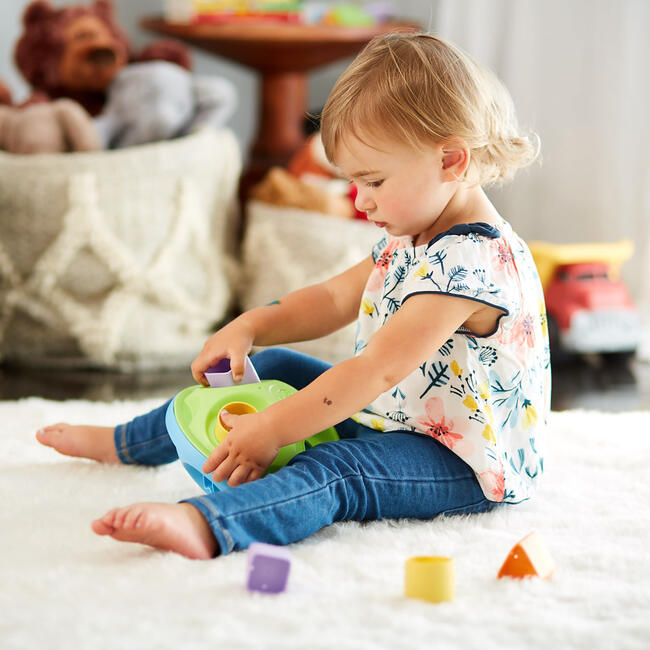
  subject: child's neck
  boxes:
[413,184,500,247]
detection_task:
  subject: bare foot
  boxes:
[36,422,120,464]
[92,502,218,559]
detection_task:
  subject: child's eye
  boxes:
[366,180,383,188]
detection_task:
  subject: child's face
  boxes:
[334,133,454,241]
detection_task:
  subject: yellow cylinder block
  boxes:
[404,556,455,603]
[214,401,258,442]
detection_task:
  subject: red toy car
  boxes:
[529,241,641,361]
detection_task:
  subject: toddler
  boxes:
[37,33,550,560]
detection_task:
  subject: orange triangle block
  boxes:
[497,531,554,579]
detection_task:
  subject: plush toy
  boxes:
[0,99,100,154]
[287,132,340,181]
[250,167,355,219]
[0,81,12,106]
[14,0,191,116]
[93,61,237,149]
[287,132,367,220]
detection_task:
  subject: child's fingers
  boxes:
[246,468,264,484]
[190,356,210,386]
[202,444,228,474]
[218,410,240,431]
[212,455,238,483]
[229,352,247,383]
[227,465,252,487]
[191,343,227,386]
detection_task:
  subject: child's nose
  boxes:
[354,186,374,212]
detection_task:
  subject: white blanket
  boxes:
[1,398,649,650]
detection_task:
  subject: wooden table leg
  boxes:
[247,72,307,178]
[238,71,309,223]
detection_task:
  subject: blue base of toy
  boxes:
[165,397,229,493]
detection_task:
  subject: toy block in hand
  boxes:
[497,531,554,579]
[246,542,291,594]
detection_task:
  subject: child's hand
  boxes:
[190,320,255,386]
[202,411,281,487]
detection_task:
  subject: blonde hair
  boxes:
[320,33,539,187]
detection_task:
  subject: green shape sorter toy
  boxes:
[165,380,339,493]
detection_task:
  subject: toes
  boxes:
[38,423,66,435]
[91,519,114,535]
[111,505,155,532]
[133,510,146,529]
[101,508,119,528]
[92,506,135,537]
[123,505,143,530]
[36,423,67,445]
[91,515,115,536]
[89,503,215,559]
[36,428,57,445]
[112,507,130,530]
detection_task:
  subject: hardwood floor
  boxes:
[1,357,649,412]
[0,364,190,403]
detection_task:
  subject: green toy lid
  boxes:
[172,379,338,474]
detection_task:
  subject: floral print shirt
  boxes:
[352,220,551,503]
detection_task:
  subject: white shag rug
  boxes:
[1,398,649,650]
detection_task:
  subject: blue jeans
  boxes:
[114,348,500,555]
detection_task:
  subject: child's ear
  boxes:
[441,140,470,181]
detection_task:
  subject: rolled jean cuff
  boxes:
[182,496,233,556]
[114,424,133,464]
[113,422,178,466]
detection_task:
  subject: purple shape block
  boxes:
[246,542,291,594]
[205,356,260,388]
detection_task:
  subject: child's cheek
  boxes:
[381,195,403,220]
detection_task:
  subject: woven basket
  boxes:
[0,128,241,371]
[240,201,380,364]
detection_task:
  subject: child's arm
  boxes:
[191,255,374,385]
[203,292,480,486]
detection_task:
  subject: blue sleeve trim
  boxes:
[401,290,510,338]
[427,222,501,248]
